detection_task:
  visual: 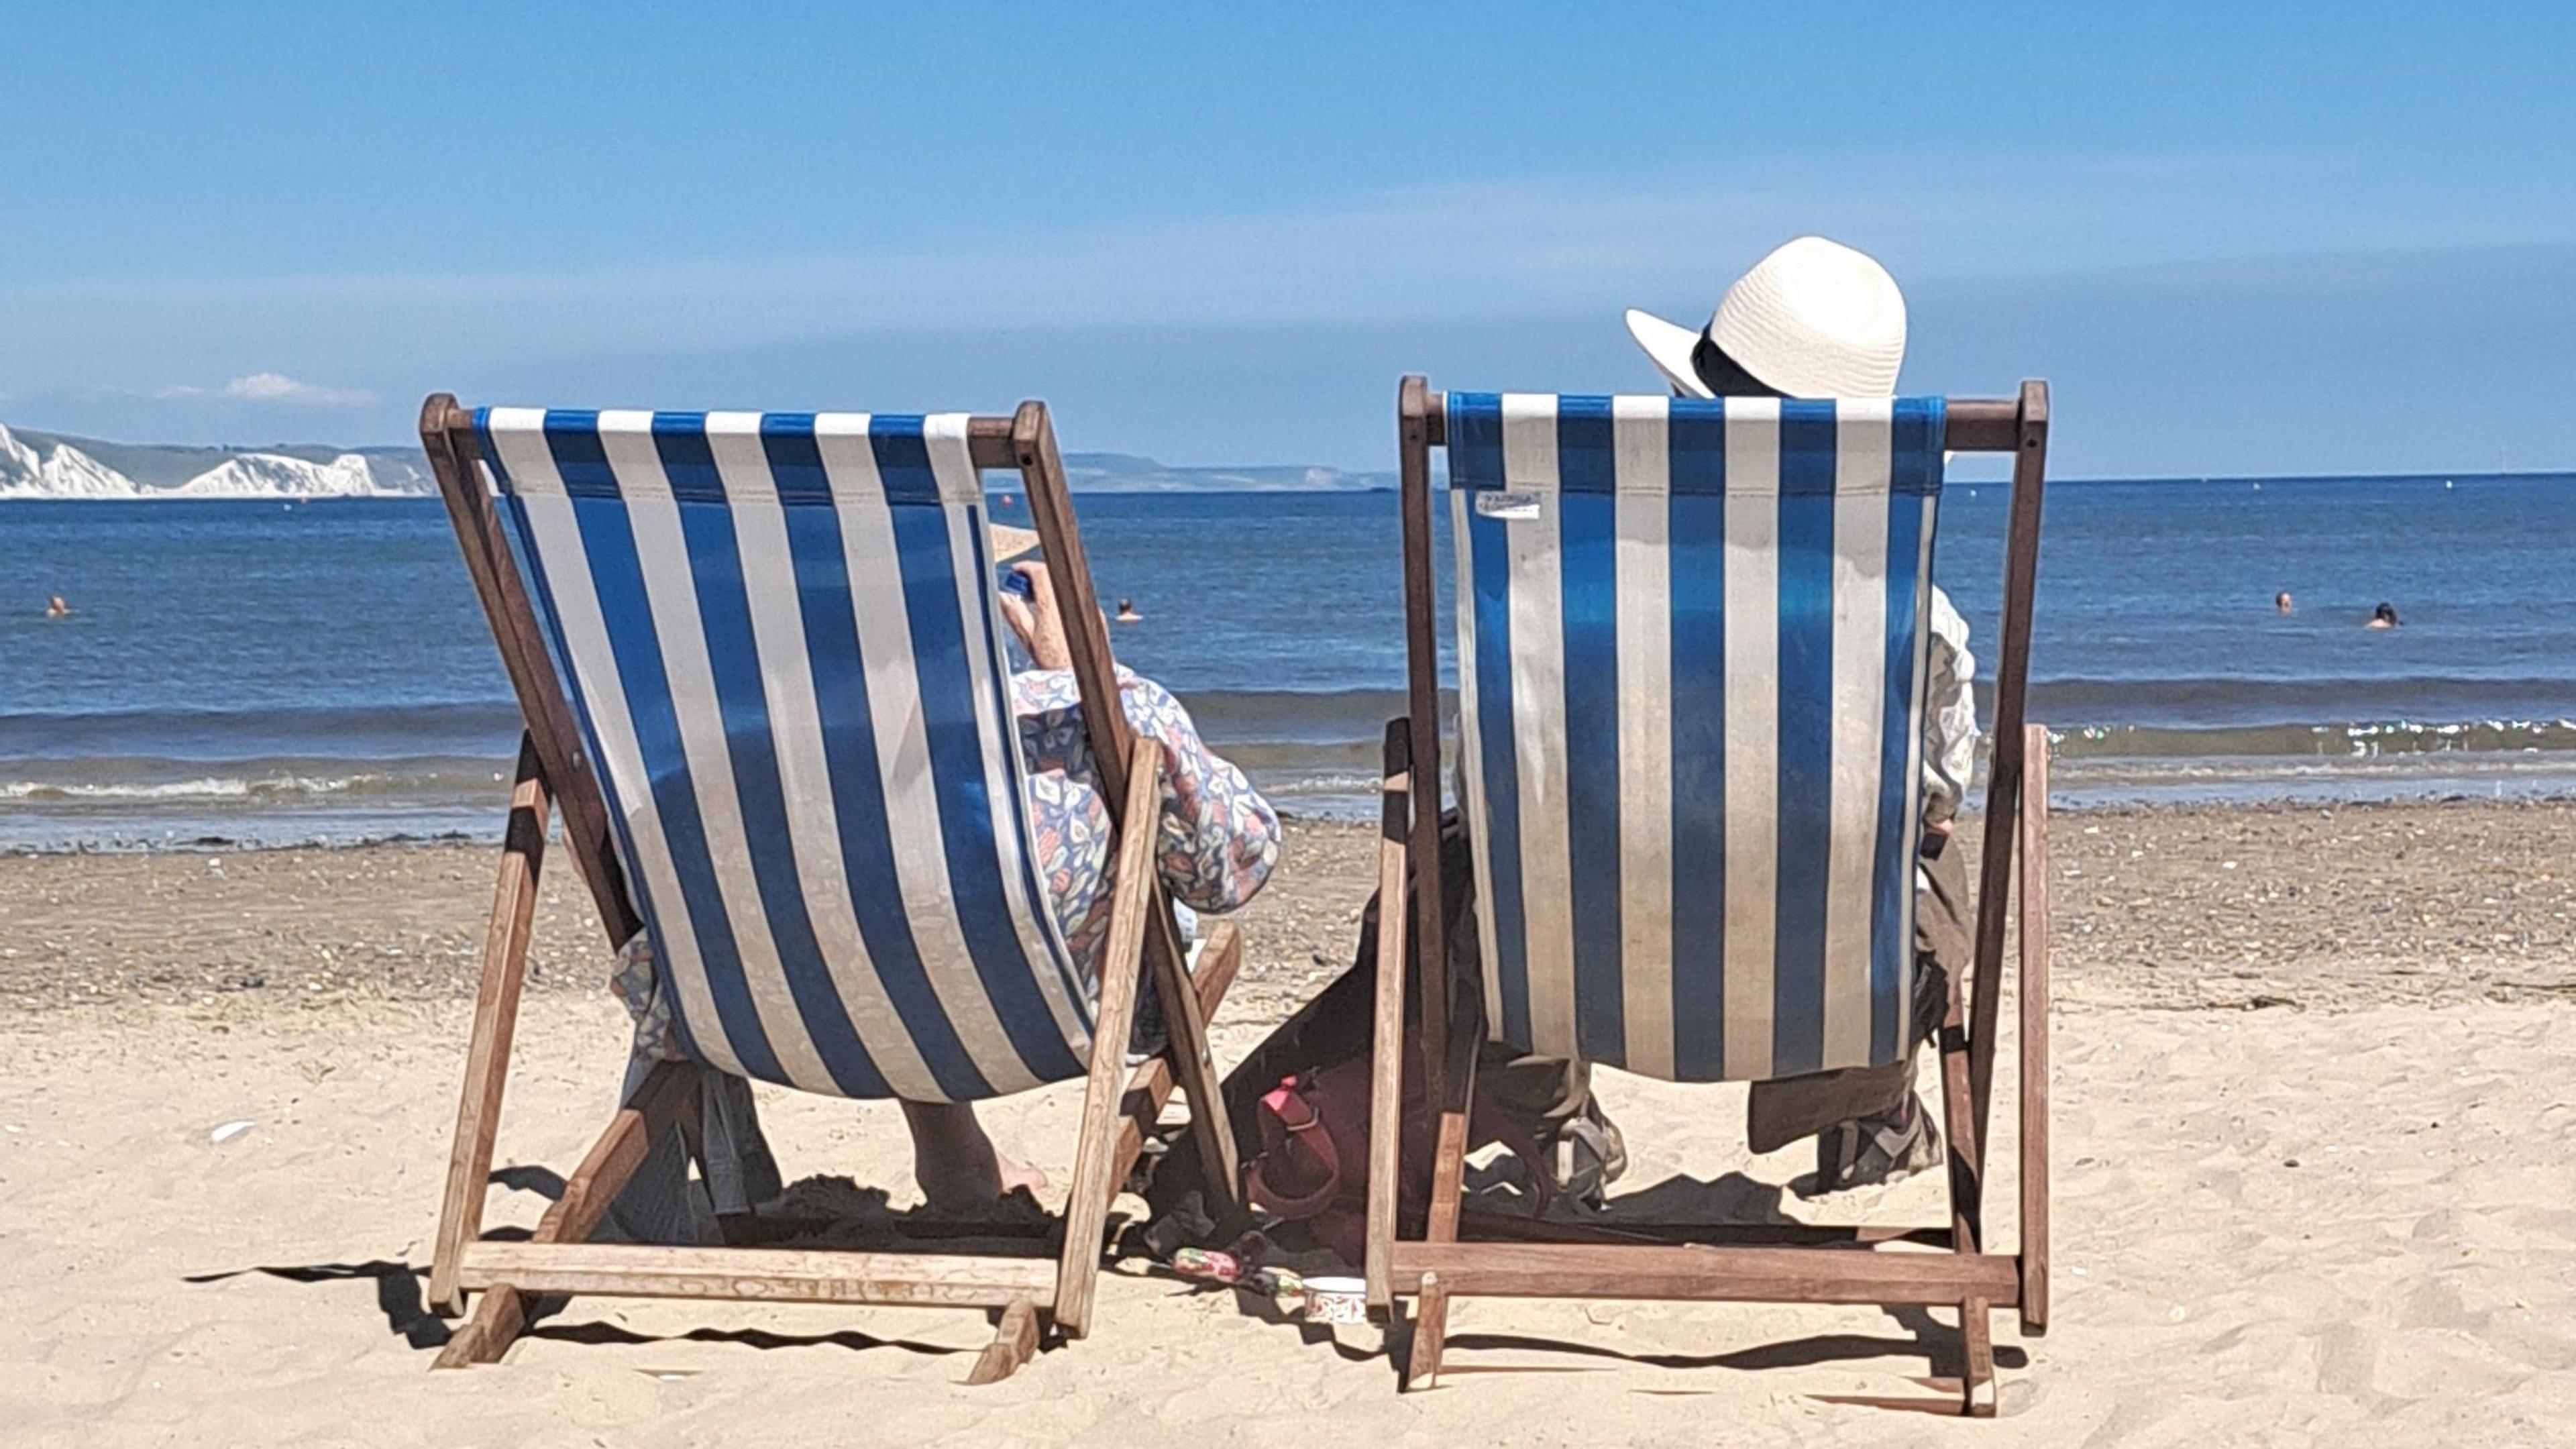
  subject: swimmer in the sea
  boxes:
[44,593,70,619]
[2275,590,2293,614]
[2367,601,2399,630]
[1114,597,1143,623]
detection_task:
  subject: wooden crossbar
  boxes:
[457,1243,1057,1309]
[1389,1244,2022,1306]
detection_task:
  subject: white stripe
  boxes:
[1452,488,1505,1040]
[705,413,943,1101]
[482,415,746,1079]
[1501,395,1576,1061]
[1822,401,1892,1071]
[598,413,836,1096]
[923,415,1089,1057]
[814,416,1041,1095]
[1719,400,1781,1079]
[1610,396,1674,1077]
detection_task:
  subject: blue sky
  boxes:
[5,1,2574,475]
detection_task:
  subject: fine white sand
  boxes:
[5,986,2571,1448]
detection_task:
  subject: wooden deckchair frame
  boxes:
[416,396,1242,1381]
[1366,377,2052,1415]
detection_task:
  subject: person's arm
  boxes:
[996,557,1278,910]
[1921,588,1977,834]
[1118,674,1280,912]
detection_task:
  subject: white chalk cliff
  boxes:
[0,423,430,498]
[0,425,132,497]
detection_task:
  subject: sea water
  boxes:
[4,474,2573,849]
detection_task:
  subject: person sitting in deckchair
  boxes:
[1621,235,1976,1191]
[610,534,1279,1232]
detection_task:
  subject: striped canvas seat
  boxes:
[1445,392,1945,1083]
[475,409,1093,1104]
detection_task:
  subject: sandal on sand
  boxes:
[1809,1093,1940,1195]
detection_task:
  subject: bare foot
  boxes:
[901,1100,1046,1211]
[998,1155,1050,1197]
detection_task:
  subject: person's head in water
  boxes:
[2369,601,2400,629]
[2275,590,2294,614]
[1114,597,1142,623]
[44,592,69,619]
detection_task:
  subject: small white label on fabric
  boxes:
[1474,490,1542,520]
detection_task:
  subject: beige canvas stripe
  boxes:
[1822,400,1893,1071]
[1719,399,1781,1080]
[1500,394,1576,1061]
[1610,394,1676,1077]
[1451,487,1505,1036]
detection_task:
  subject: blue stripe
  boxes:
[759,417,994,1101]
[653,419,891,1097]
[1450,396,1531,1051]
[477,413,707,1068]
[1868,398,1946,1062]
[1770,401,1838,1076]
[870,423,1088,1084]
[1665,406,1731,1078]
[1444,395,1507,488]
[1554,400,1625,1065]
[544,417,786,1085]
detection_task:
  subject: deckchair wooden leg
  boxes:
[1403,1271,1450,1391]
[2019,723,2053,1336]
[430,735,550,1318]
[1401,1027,1477,1392]
[1364,720,1413,1312]
[1148,903,1242,1224]
[432,1060,697,1368]
[1051,742,1163,1341]
[966,1295,1042,1385]
[1937,953,1985,1253]
[1959,1295,1997,1417]
[1933,928,1995,1413]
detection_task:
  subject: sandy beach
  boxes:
[4,800,2573,1446]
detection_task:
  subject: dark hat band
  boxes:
[1690,332,1786,399]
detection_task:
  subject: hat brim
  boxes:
[989,523,1042,563]
[1624,308,1715,400]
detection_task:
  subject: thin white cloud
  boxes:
[156,372,378,407]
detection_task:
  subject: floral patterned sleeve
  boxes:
[1117,672,1281,912]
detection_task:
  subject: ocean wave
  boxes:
[2012,676,2576,728]
[2049,717,2576,760]
[0,772,390,802]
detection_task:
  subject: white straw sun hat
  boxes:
[1624,235,1908,400]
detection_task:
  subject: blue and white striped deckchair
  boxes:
[1370,377,2055,1415]
[417,395,1242,1380]
[1444,391,1945,1083]
[477,408,1093,1103]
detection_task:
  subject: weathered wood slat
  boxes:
[458,1244,1057,1308]
[1389,1243,2021,1306]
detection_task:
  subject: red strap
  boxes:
[1246,1078,1344,1218]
